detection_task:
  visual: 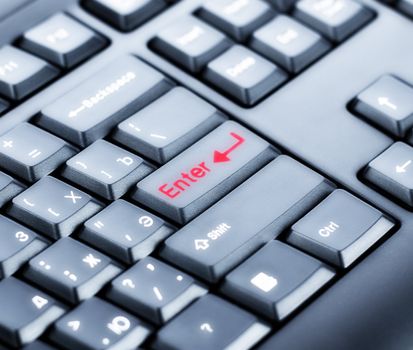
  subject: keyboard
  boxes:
[0,0,411,349]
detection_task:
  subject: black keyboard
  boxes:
[0,0,412,349]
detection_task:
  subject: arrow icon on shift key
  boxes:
[396,160,412,173]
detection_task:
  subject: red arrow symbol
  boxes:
[213,132,245,163]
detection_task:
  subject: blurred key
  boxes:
[38,55,171,146]
[161,156,334,282]
[0,171,24,207]
[50,297,152,350]
[133,121,276,224]
[222,241,335,320]
[85,0,167,31]
[353,75,413,138]
[204,45,288,105]
[250,15,331,73]
[294,0,373,42]
[152,16,231,73]
[107,257,207,324]
[62,140,152,200]
[113,87,227,163]
[0,46,58,100]
[20,13,106,68]
[9,176,102,239]
[81,199,175,264]
[0,123,76,182]
[154,294,270,350]
[198,0,274,41]
[0,215,47,279]
[364,142,413,207]
[0,277,64,347]
[25,237,121,303]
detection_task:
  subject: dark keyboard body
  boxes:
[0,0,412,349]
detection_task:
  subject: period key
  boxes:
[133,121,277,224]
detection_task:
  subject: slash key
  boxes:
[133,121,277,223]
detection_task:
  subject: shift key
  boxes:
[133,121,277,223]
[37,55,171,147]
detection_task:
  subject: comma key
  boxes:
[133,121,278,224]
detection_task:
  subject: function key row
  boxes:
[151,0,373,106]
[0,12,106,114]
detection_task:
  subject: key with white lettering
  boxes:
[287,190,394,268]
[154,294,270,350]
[0,171,24,207]
[62,140,152,200]
[85,0,167,31]
[294,0,373,42]
[133,121,277,224]
[37,55,171,146]
[353,75,413,138]
[113,87,227,164]
[0,215,47,279]
[80,199,175,264]
[222,241,335,320]
[161,156,334,282]
[364,142,413,208]
[9,176,102,239]
[152,16,231,73]
[25,237,121,304]
[20,13,106,68]
[107,257,207,324]
[0,45,58,100]
[204,45,288,106]
[50,297,152,350]
[250,15,331,73]
[0,123,76,182]
[198,0,274,41]
[0,277,65,347]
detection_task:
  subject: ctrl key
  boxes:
[50,297,152,350]
[154,294,270,350]
[0,277,65,347]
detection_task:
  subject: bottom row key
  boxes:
[222,241,335,321]
[50,297,152,350]
[154,294,270,350]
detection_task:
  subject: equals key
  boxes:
[133,121,277,224]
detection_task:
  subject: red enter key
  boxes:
[133,121,278,224]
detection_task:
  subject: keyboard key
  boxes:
[161,156,334,282]
[154,294,270,350]
[0,123,76,182]
[0,171,24,207]
[85,0,167,31]
[198,0,274,41]
[133,121,277,224]
[38,55,171,147]
[294,0,373,42]
[113,87,227,164]
[364,142,413,207]
[9,176,102,239]
[152,16,231,73]
[80,199,175,264]
[250,15,331,73]
[50,297,152,350]
[222,241,335,320]
[25,237,121,303]
[107,257,207,324]
[62,140,152,200]
[204,45,288,105]
[398,0,413,17]
[352,75,413,138]
[289,190,394,267]
[20,13,106,68]
[0,277,65,347]
[0,215,47,279]
[0,46,58,100]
